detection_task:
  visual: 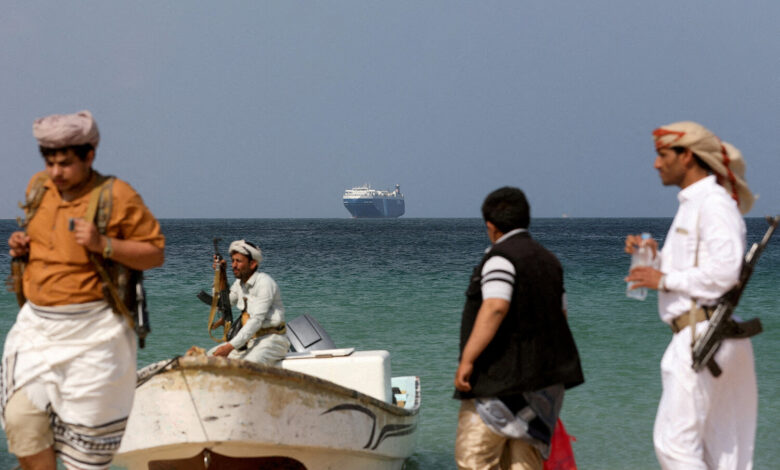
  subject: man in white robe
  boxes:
[209,239,290,366]
[625,121,757,470]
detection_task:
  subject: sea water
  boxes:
[0,218,778,469]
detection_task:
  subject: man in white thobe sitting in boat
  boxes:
[209,239,290,366]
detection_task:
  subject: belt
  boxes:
[670,306,714,334]
[253,323,287,338]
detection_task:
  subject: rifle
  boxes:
[692,215,779,376]
[199,238,238,342]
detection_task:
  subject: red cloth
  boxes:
[544,419,577,470]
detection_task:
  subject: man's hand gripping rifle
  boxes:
[692,215,779,376]
[197,238,239,342]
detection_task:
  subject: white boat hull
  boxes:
[115,356,419,470]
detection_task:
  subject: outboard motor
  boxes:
[286,314,337,352]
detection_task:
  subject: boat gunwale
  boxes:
[139,356,420,417]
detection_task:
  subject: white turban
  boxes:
[653,121,755,214]
[33,110,100,149]
[229,239,262,264]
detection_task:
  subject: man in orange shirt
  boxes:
[2,110,164,470]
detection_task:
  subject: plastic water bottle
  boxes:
[626,232,653,301]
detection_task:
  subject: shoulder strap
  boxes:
[17,173,50,229]
[17,172,115,232]
[84,173,114,234]
[83,175,136,329]
[690,194,715,348]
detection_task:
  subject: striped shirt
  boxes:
[481,228,567,310]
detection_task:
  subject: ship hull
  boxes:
[343,198,405,218]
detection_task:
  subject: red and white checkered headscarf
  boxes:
[653,121,754,214]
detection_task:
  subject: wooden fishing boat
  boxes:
[114,317,420,470]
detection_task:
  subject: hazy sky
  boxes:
[2,1,778,219]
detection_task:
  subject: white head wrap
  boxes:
[229,239,262,264]
[652,121,755,214]
[33,110,100,149]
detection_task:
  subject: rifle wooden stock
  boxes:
[692,215,779,375]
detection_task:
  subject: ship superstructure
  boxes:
[343,184,405,218]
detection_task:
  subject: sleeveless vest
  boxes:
[455,232,584,399]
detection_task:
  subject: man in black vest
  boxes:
[454,187,584,470]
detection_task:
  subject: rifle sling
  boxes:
[8,173,50,307]
[84,175,136,329]
[17,173,50,229]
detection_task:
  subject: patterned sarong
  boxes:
[1,300,136,469]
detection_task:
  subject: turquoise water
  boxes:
[1,218,778,469]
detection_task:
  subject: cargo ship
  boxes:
[343,184,405,218]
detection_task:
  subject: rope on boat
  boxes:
[136,356,181,388]
[180,361,211,442]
